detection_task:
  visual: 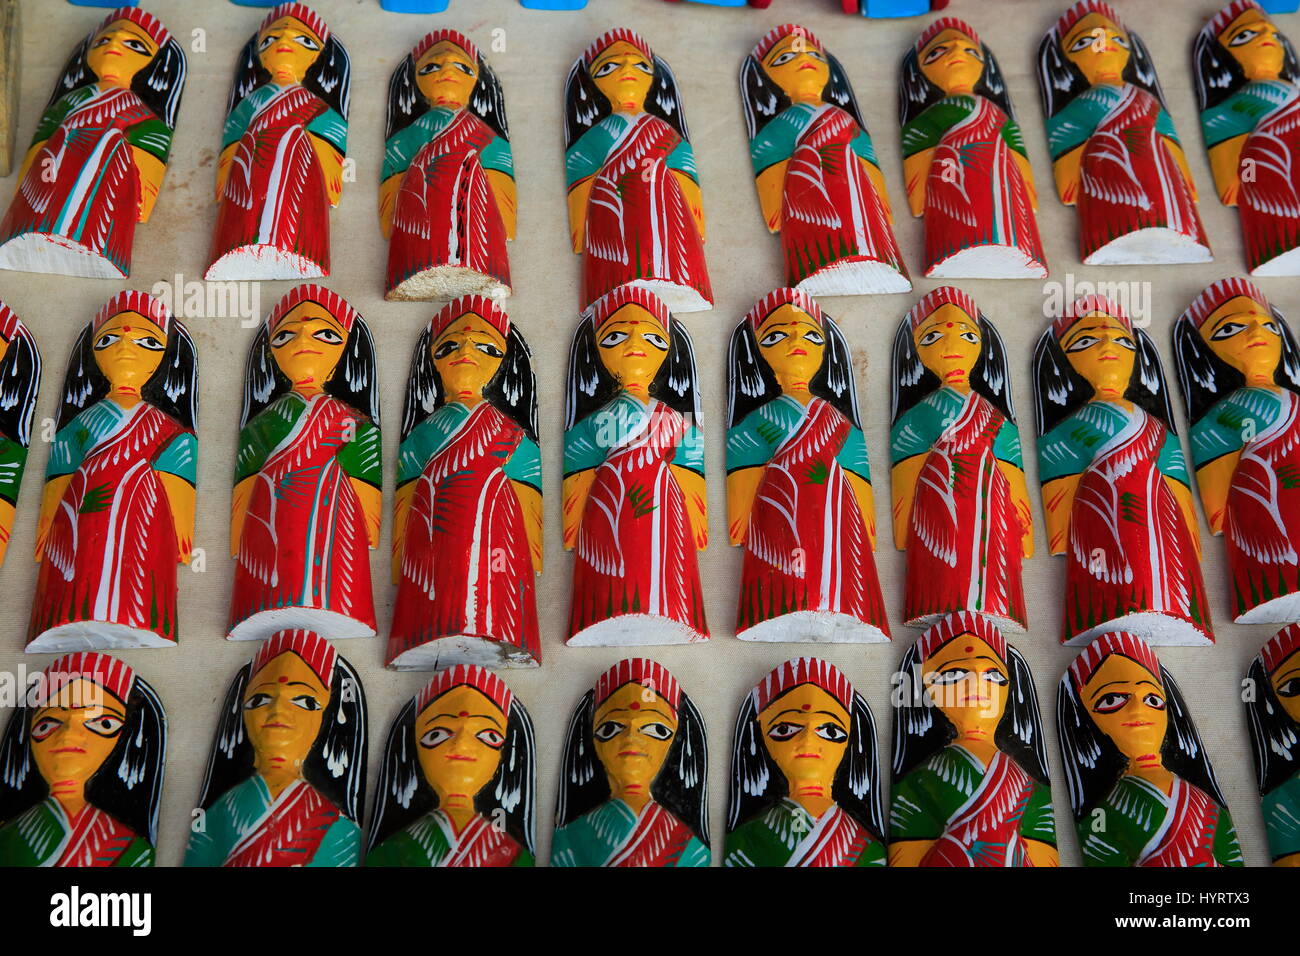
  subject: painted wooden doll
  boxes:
[0,6,185,278]
[564,29,712,313]
[1034,295,1211,646]
[382,31,514,302]
[1173,278,1300,622]
[0,653,165,866]
[1196,2,1300,275]
[1058,631,1243,866]
[184,629,367,867]
[1037,1,1211,264]
[1245,624,1300,865]
[740,24,909,295]
[29,291,197,652]
[367,665,535,866]
[229,284,380,642]
[900,18,1046,278]
[564,287,708,645]
[724,657,886,866]
[726,288,888,642]
[388,296,541,669]
[0,301,41,568]
[890,612,1057,866]
[207,3,350,280]
[891,287,1032,630]
[553,658,708,866]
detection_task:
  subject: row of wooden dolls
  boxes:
[3,617,1294,867]
[7,2,1300,303]
[0,274,1295,662]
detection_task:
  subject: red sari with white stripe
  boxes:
[1138,780,1226,867]
[790,806,870,867]
[918,752,1036,867]
[605,803,696,867]
[1237,93,1300,273]
[56,806,142,867]
[222,781,339,868]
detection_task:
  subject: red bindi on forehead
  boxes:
[278,676,288,683]
[458,710,469,717]
[630,701,640,710]
[801,703,811,711]
[966,645,975,652]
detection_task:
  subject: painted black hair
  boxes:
[891,312,1016,428]
[898,30,1016,132]
[564,48,690,151]
[0,326,40,450]
[1246,648,1300,797]
[1173,308,1300,428]
[740,41,866,145]
[386,43,509,143]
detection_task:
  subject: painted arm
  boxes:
[1276,851,1300,867]
[1193,454,1238,536]
[1025,840,1060,867]
[1041,473,1080,556]
[887,840,934,868]
[486,169,518,241]
[844,470,876,551]
[671,465,708,551]
[229,474,255,558]
[562,469,596,550]
[311,134,345,206]
[1051,144,1084,206]
[727,466,764,546]
[1166,475,1202,561]
[862,156,893,225]
[902,149,932,218]
[350,478,382,550]
[0,499,14,566]
[14,140,46,190]
[33,475,73,562]
[566,175,594,253]
[997,459,1035,559]
[390,479,415,584]
[1207,135,1247,207]
[215,141,238,203]
[512,480,543,574]
[1163,137,1198,202]
[891,455,925,551]
[1011,149,1039,213]
[378,172,401,240]
[754,161,787,233]
[132,147,167,223]
[158,472,195,564]
[673,170,706,242]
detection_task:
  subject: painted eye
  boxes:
[258,34,278,53]
[960,331,979,343]
[243,693,272,710]
[918,330,944,346]
[84,714,124,737]
[1142,693,1167,711]
[1276,678,1300,698]
[592,61,621,78]
[803,330,825,346]
[1210,322,1247,340]
[93,37,112,48]
[294,34,321,52]
[1092,692,1131,714]
[291,694,323,712]
[30,716,63,741]
[270,329,296,347]
[1115,335,1137,351]
[312,328,344,345]
[123,39,149,55]
[634,61,653,75]
[474,341,504,358]
[475,728,505,749]
[639,722,674,741]
[599,331,629,348]
[814,721,848,743]
[433,340,460,359]
[419,726,453,748]
[1112,34,1130,49]
[922,44,949,65]
[759,330,789,347]
[453,62,475,76]
[418,63,438,75]
[642,332,669,351]
[767,721,803,741]
[93,333,121,350]
[982,668,1010,686]
[931,667,971,686]
[1068,34,1097,53]
[1229,28,1261,47]
[771,51,797,66]
[593,719,625,741]
[1065,335,1098,352]
[134,336,166,352]
[1265,320,1281,335]
[964,45,985,61]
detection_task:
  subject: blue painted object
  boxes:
[520,0,588,7]
[380,0,451,11]
[860,0,933,16]
[666,0,751,6]
[67,0,139,6]
[1259,0,1300,12]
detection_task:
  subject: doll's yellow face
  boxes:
[1083,655,1168,770]
[592,684,678,797]
[415,686,507,810]
[270,303,347,395]
[914,304,981,389]
[596,305,670,396]
[923,635,1009,737]
[93,312,167,402]
[759,685,850,800]
[919,28,985,96]
[415,40,478,110]
[589,41,654,114]
[1198,295,1282,384]
[432,314,506,406]
[760,34,830,106]
[257,16,324,86]
[242,652,330,780]
[1062,13,1131,86]
[1270,650,1300,725]
[86,19,158,89]
[30,679,125,797]
[756,305,825,396]
[1060,313,1137,402]
[1220,9,1286,82]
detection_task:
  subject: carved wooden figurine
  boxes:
[725,657,886,866]
[1196,2,1300,275]
[184,629,367,866]
[0,6,186,277]
[229,285,381,641]
[900,19,1046,278]
[892,288,1032,630]
[1037,1,1211,264]
[727,288,888,642]
[0,653,164,866]
[388,296,541,669]
[1034,295,1211,646]
[553,658,708,866]
[564,287,708,645]
[29,291,197,652]
[1059,632,1243,866]
[382,30,515,301]
[367,665,534,866]
[1245,624,1300,866]
[1173,278,1300,622]
[0,301,40,568]
[740,24,909,295]
[890,612,1057,866]
[207,3,350,279]
[564,29,712,313]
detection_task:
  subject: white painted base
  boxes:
[797,259,911,297]
[387,634,540,670]
[905,611,1026,633]
[27,621,174,653]
[387,265,511,302]
[0,233,127,278]
[618,279,711,314]
[1065,612,1213,647]
[205,244,325,281]
[738,611,889,643]
[566,612,708,646]
[1235,592,1300,625]
[1084,228,1213,265]
[1251,246,1300,277]
[927,244,1048,279]
[228,607,376,642]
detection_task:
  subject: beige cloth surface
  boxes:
[0,0,1283,866]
